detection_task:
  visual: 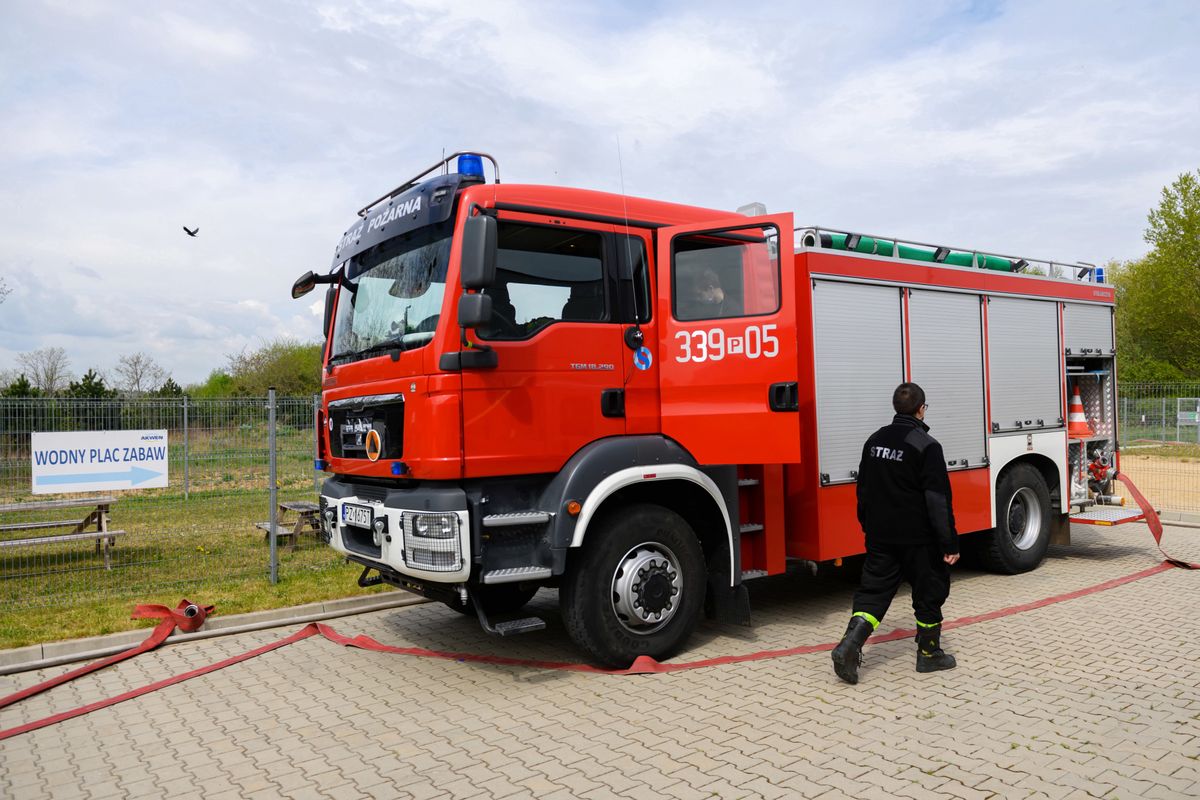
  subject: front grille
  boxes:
[328,396,404,460]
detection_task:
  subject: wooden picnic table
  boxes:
[0,496,125,569]
[256,500,321,552]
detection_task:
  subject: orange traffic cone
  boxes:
[1067,384,1093,438]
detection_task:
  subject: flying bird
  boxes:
[183,226,199,237]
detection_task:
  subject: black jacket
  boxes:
[856,414,958,554]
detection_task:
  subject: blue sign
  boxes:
[634,346,653,371]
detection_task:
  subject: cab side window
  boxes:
[479,223,607,340]
[672,225,780,322]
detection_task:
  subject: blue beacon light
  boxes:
[457,153,484,179]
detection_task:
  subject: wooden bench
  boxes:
[0,497,125,569]
[256,500,321,552]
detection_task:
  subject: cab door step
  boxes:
[482,512,554,527]
[482,566,552,584]
[470,590,546,637]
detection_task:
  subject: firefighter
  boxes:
[678,265,727,320]
[831,382,960,684]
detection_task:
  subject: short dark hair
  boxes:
[893,382,926,415]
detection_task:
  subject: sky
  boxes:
[1,0,1198,387]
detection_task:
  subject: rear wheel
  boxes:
[562,503,706,669]
[443,583,539,616]
[977,463,1052,574]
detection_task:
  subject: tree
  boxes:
[114,352,167,396]
[154,377,183,396]
[2,374,38,397]
[188,370,236,398]
[1113,169,1200,380]
[0,275,10,304]
[17,347,72,395]
[226,338,322,395]
[67,369,118,399]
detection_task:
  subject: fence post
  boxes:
[313,394,320,493]
[183,395,190,500]
[1161,396,1166,442]
[269,388,278,585]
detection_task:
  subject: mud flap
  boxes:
[706,574,751,626]
[1050,512,1071,546]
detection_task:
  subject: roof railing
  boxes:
[796,225,1098,282]
[357,151,500,218]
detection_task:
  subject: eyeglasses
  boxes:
[921,403,930,410]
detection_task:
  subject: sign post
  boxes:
[31,430,169,495]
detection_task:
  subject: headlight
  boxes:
[411,512,458,539]
[402,511,463,572]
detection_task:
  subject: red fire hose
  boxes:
[1115,472,1199,570]
[0,497,1194,741]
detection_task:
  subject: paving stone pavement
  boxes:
[1,522,1198,799]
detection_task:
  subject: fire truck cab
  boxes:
[292,152,1122,668]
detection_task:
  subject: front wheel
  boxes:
[562,503,707,669]
[977,463,1052,574]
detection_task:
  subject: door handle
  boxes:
[601,389,625,418]
[768,382,798,412]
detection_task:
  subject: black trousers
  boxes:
[852,541,950,625]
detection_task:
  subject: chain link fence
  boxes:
[1117,382,1200,514]
[0,395,326,611]
[1,384,1196,612]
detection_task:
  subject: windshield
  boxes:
[330,223,452,362]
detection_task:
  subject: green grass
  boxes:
[1121,441,1200,460]
[0,438,396,650]
[0,557,391,649]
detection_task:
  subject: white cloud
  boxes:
[152,12,255,62]
[1,0,1198,385]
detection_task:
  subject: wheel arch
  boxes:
[575,473,734,585]
[542,436,737,586]
[994,453,1062,509]
[987,431,1069,520]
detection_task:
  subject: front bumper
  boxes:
[320,477,471,583]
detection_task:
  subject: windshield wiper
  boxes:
[353,337,409,359]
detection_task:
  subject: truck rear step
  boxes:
[1069,508,1146,526]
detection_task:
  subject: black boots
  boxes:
[831,615,874,684]
[915,623,956,673]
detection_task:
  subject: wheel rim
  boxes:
[610,541,683,635]
[1006,486,1042,550]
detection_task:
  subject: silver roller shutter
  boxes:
[908,290,987,468]
[987,297,1062,433]
[1064,303,1114,356]
[813,280,904,483]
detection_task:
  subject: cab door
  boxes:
[656,214,801,465]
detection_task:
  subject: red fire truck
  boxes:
[292,151,1132,667]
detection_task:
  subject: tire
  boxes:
[978,463,1052,574]
[443,583,539,616]
[562,503,707,669]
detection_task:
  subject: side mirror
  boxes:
[458,292,493,328]
[460,214,497,289]
[322,285,336,335]
[292,271,318,299]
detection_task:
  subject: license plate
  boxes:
[341,503,373,528]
